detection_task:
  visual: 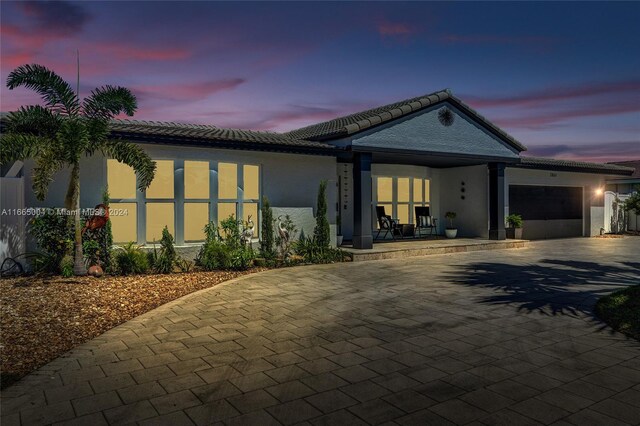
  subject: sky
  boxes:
[1,1,639,162]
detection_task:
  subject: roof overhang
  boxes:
[510,157,634,176]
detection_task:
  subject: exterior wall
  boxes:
[505,168,607,239]
[438,165,489,238]
[19,144,337,247]
[348,103,520,159]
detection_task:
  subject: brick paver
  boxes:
[1,238,639,425]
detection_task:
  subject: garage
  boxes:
[509,185,583,239]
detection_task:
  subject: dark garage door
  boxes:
[509,185,583,239]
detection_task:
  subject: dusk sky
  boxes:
[1,1,639,162]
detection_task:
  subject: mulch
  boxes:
[0,269,263,389]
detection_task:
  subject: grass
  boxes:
[595,285,640,340]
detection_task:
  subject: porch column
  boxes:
[353,152,373,249]
[488,162,506,240]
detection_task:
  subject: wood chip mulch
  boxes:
[0,269,264,389]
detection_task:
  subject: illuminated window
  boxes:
[397,204,409,225]
[424,179,430,204]
[146,160,174,199]
[377,177,393,202]
[243,202,258,237]
[243,165,259,200]
[107,159,136,199]
[185,161,209,199]
[146,202,174,242]
[413,179,423,203]
[218,163,237,199]
[218,202,237,226]
[184,203,209,242]
[397,178,410,203]
[110,203,137,243]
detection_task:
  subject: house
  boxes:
[0,89,635,260]
[604,160,640,233]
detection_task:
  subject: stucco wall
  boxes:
[19,144,337,247]
[438,165,489,238]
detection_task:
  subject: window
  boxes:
[184,203,209,242]
[185,161,209,199]
[146,160,175,242]
[146,202,174,242]
[218,163,237,200]
[110,203,137,243]
[243,165,259,200]
[373,176,431,228]
[107,160,138,243]
[218,202,237,226]
[146,160,174,199]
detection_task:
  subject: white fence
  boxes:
[0,177,26,265]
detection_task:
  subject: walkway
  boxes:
[2,238,639,425]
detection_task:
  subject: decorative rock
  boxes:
[88,265,104,278]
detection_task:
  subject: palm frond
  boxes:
[84,118,110,155]
[56,118,90,163]
[100,139,156,190]
[6,64,79,116]
[5,105,62,137]
[0,133,49,165]
[32,150,65,201]
[83,85,137,120]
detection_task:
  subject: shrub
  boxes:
[260,196,275,259]
[152,226,176,274]
[59,255,74,278]
[196,216,255,271]
[314,181,330,249]
[445,211,457,229]
[176,258,194,273]
[114,242,149,275]
[28,210,73,273]
[506,214,523,228]
[82,239,101,267]
[294,236,349,264]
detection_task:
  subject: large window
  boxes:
[373,176,430,228]
[107,159,260,244]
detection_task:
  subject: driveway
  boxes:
[2,238,639,425]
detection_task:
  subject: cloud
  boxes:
[135,79,246,102]
[464,80,640,109]
[377,21,416,37]
[17,1,90,37]
[524,141,640,163]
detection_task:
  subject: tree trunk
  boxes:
[67,163,87,276]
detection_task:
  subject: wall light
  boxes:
[595,188,603,196]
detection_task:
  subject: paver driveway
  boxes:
[2,238,640,426]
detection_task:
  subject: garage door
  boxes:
[509,185,583,239]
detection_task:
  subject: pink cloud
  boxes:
[135,79,246,101]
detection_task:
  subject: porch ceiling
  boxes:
[347,147,521,168]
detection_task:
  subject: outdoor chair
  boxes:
[375,206,401,240]
[415,206,438,237]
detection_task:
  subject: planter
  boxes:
[445,228,458,239]
[506,227,523,239]
[337,235,343,246]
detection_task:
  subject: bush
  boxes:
[196,216,255,271]
[151,226,176,274]
[83,239,101,267]
[28,210,73,273]
[314,181,330,249]
[59,254,74,278]
[260,196,275,259]
[114,242,149,275]
[294,236,349,264]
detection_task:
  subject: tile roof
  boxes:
[518,156,635,176]
[107,119,336,150]
[285,89,527,152]
[608,160,640,178]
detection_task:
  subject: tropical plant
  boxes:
[506,214,523,228]
[196,216,255,271]
[314,181,330,248]
[445,211,457,229]
[294,236,348,264]
[623,187,640,232]
[28,209,73,273]
[114,242,149,275]
[152,226,176,274]
[260,196,275,259]
[1,64,156,275]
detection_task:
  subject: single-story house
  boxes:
[0,89,635,259]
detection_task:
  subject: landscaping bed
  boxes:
[595,285,640,340]
[0,269,262,389]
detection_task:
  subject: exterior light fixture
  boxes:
[595,188,603,196]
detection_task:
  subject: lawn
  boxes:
[595,285,640,340]
[0,269,263,389]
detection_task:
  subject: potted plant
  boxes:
[445,211,457,238]
[506,214,523,239]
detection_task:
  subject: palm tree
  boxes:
[0,64,156,275]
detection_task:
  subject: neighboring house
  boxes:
[604,160,640,233]
[0,89,635,259]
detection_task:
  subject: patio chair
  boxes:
[375,206,400,240]
[415,206,437,237]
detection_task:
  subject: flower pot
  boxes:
[445,228,457,239]
[336,235,344,246]
[506,227,523,239]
